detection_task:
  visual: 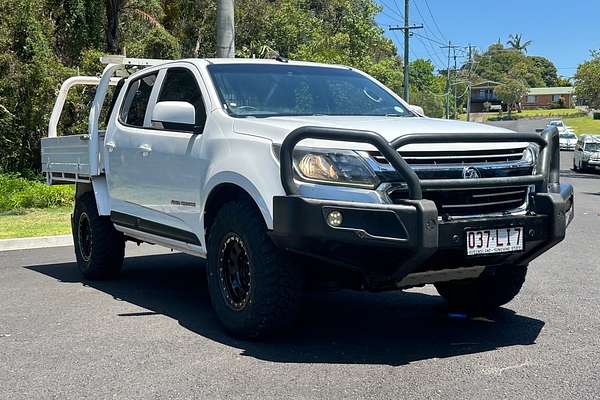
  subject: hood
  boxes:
[233,115,526,151]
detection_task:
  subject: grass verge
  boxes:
[0,207,72,239]
[461,108,586,122]
[564,116,600,134]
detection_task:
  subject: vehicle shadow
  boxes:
[26,253,544,366]
[562,169,600,179]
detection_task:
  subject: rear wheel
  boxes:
[73,193,125,280]
[434,265,527,312]
[207,200,303,339]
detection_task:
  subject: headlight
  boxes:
[522,144,538,165]
[293,148,379,188]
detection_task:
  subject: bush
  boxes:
[593,112,600,120]
[0,174,74,211]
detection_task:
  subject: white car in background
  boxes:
[574,135,600,171]
[559,131,578,151]
[547,120,568,133]
[547,120,577,150]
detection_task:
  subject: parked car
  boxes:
[547,120,568,133]
[559,132,578,151]
[573,135,600,172]
[41,57,574,338]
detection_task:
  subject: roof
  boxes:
[472,80,502,88]
[527,87,575,96]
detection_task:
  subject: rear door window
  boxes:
[120,73,158,127]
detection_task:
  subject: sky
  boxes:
[375,0,598,78]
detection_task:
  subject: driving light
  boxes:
[326,210,343,227]
[294,148,379,188]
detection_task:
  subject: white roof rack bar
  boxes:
[100,55,171,66]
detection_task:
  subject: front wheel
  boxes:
[434,265,527,312]
[206,200,303,339]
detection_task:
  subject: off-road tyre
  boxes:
[73,192,125,280]
[207,200,303,339]
[434,265,527,312]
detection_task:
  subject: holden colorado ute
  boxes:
[41,56,574,338]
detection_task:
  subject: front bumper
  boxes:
[274,126,572,290]
[271,184,573,289]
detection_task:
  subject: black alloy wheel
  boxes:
[218,233,252,310]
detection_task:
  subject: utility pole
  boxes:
[452,47,459,119]
[216,0,235,58]
[389,0,423,103]
[466,44,473,122]
[441,41,460,119]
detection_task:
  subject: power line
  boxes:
[412,31,446,47]
[411,0,443,43]
[379,0,405,20]
[423,0,446,42]
[440,41,461,119]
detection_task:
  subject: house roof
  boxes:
[527,87,575,96]
[472,80,502,88]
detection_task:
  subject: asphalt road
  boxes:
[2,152,600,399]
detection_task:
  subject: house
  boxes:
[469,80,503,112]
[469,82,576,112]
[521,87,575,109]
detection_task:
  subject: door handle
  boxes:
[105,141,116,152]
[138,144,152,157]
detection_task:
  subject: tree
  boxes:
[473,43,555,88]
[495,79,528,119]
[507,33,532,53]
[575,50,600,109]
[529,56,559,87]
[105,0,127,52]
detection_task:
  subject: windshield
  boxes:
[560,133,576,139]
[549,121,564,127]
[584,143,600,152]
[207,64,412,118]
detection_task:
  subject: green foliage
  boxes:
[495,79,528,118]
[506,33,532,53]
[0,174,74,211]
[473,41,559,88]
[529,56,559,87]
[127,27,181,59]
[575,50,600,109]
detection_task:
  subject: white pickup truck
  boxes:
[42,56,573,338]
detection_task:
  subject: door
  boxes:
[105,70,162,218]
[137,66,209,238]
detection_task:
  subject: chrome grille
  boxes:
[370,147,526,165]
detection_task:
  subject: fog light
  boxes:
[326,210,343,227]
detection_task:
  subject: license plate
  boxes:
[466,227,524,256]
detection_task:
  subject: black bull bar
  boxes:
[273,126,571,288]
[279,126,561,197]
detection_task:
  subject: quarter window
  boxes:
[120,73,158,127]
[157,68,207,132]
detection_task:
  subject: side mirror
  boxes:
[408,104,425,116]
[151,101,197,132]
